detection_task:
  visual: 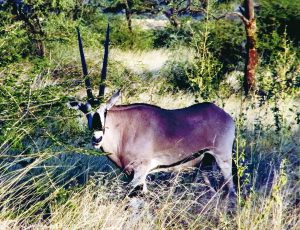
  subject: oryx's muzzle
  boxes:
[92,130,104,149]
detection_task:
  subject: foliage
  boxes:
[154,18,245,96]
[257,0,300,44]
[154,19,244,74]
[256,0,300,63]
[0,61,91,153]
[95,0,158,13]
[187,15,224,100]
[153,23,193,48]
[1,0,80,57]
[0,14,31,66]
[159,60,194,92]
[207,20,245,73]
[108,17,154,50]
[257,32,300,133]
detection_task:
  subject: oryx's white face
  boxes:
[91,91,121,149]
[69,91,121,149]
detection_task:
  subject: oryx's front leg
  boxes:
[126,160,152,196]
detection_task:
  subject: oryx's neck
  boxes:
[101,109,130,155]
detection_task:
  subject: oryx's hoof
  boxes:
[127,184,144,198]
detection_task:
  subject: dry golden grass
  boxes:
[0,167,299,230]
[131,18,168,30]
[1,92,299,229]
[110,48,171,75]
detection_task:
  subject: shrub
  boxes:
[257,0,300,45]
[160,60,194,92]
[109,17,154,50]
[152,23,193,48]
[0,13,31,66]
[257,0,300,63]
[207,20,245,73]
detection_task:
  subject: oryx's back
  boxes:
[110,102,234,137]
[106,102,234,160]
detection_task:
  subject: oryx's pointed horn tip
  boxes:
[98,22,110,99]
[76,27,81,35]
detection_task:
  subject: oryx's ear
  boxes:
[68,100,93,130]
[106,90,121,110]
[68,101,92,114]
[68,101,81,110]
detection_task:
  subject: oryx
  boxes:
[70,24,236,197]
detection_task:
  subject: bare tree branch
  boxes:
[215,12,249,25]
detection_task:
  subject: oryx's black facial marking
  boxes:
[92,112,103,131]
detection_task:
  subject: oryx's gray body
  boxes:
[98,100,235,194]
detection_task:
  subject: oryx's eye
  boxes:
[92,112,102,131]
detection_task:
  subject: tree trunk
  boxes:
[186,0,191,11]
[200,0,208,10]
[35,39,45,57]
[243,0,258,95]
[163,9,180,28]
[124,0,132,32]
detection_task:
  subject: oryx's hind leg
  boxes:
[209,128,237,198]
[198,153,218,194]
[212,149,236,197]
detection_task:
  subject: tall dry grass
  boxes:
[0,162,299,229]
[0,93,299,229]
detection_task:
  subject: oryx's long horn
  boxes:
[76,27,94,103]
[99,23,110,98]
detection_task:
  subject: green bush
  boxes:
[160,60,194,92]
[257,0,300,62]
[153,19,244,73]
[79,13,154,50]
[258,0,300,44]
[0,14,31,66]
[109,17,154,50]
[207,20,244,72]
[152,24,193,48]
